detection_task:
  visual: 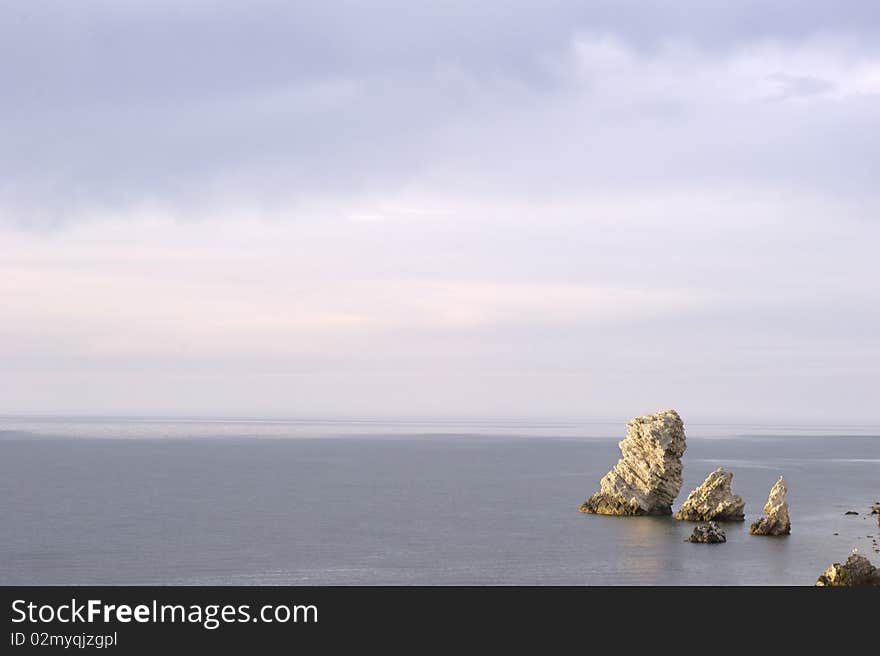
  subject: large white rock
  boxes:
[579,409,686,516]
[749,476,791,536]
[675,467,745,522]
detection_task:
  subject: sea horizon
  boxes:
[3,414,880,443]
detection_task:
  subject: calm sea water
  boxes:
[1,417,877,585]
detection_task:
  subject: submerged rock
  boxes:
[579,409,686,516]
[816,553,880,586]
[685,521,727,544]
[749,476,791,536]
[675,468,745,522]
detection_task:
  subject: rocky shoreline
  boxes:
[816,553,880,586]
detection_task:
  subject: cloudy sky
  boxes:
[2,1,879,420]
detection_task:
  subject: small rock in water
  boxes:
[844,510,859,516]
[816,553,880,586]
[749,476,791,536]
[674,467,745,522]
[685,521,727,544]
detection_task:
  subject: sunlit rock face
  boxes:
[579,409,686,516]
[816,553,880,586]
[685,521,727,544]
[749,476,791,536]
[675,468,745,522]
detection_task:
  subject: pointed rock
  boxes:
[685,521,727,543]
[579,409,686,516]
[749,476,791,536]
[675,467,745,522]
[816,553,880,586]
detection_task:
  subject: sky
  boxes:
[2,1,879,421]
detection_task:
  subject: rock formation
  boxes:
[749,476,791,536]
[579,409,686,516]
[675,468,745,522]
[685,521,727,543]
[815,552,880,586]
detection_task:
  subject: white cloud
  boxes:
[2,8,880,418]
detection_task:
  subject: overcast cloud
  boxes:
[2,2,878,420]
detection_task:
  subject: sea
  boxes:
[1,417,877,585]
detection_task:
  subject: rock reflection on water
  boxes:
[607,516,689,585]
